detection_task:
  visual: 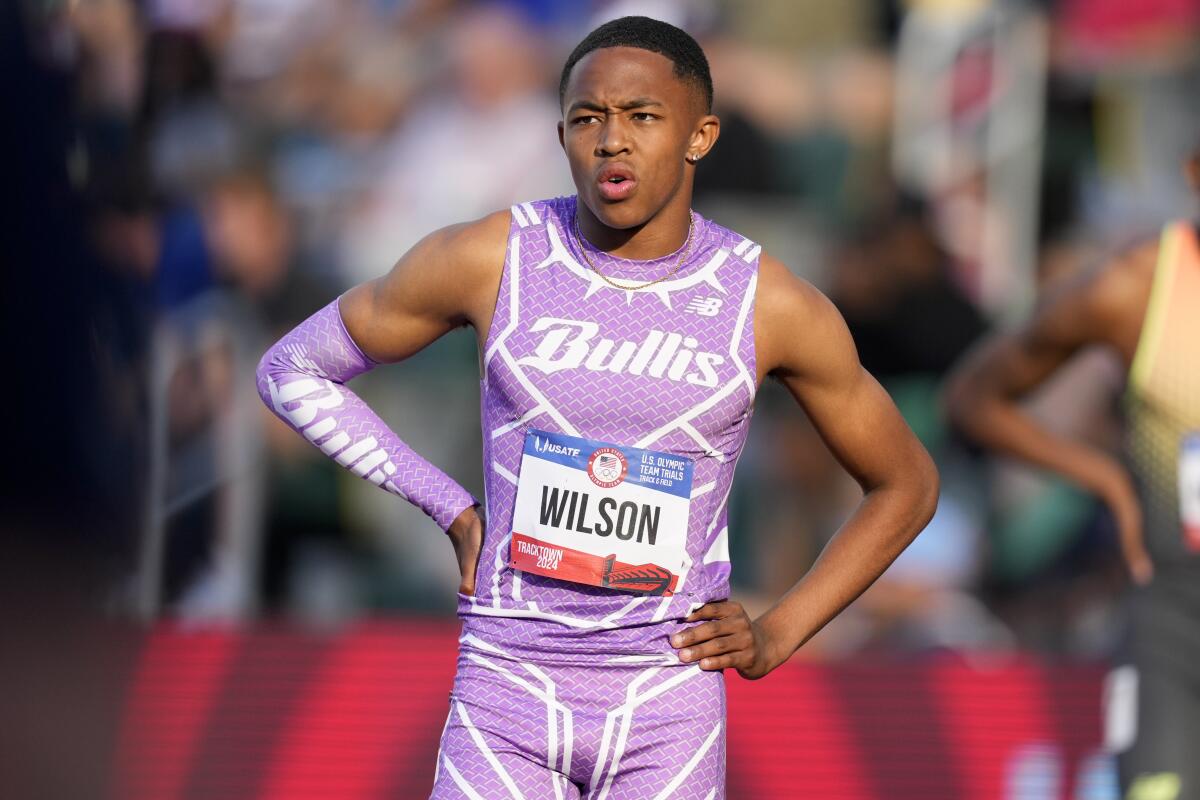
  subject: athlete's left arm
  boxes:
[672,254,939,678]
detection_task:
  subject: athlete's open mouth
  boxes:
[596,164,637,200]
[597,164,635,182]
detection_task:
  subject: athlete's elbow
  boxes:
[890,446,939,546]
[872,448,939,547]
[912,452,940,532]
[255,345,284,412]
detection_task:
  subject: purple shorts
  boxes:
[431,634,726,799]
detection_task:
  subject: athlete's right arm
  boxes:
[256,211,508,593]
[943,246,1155,583]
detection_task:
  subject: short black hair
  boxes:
[559,16,713,113]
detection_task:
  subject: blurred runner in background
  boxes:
[947,143,1200,800]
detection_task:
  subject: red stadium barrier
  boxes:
[113,621,1111,799]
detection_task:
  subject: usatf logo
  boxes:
[587,447,628,488]
[533,435,582,458]
[685,296,723,317]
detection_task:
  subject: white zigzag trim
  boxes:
[493,461,518,486]
[433,703,454,785]
[536,221,728,308]
[489,527,509,608]
[606,654,680,664]
[680,421,724,462]
[591,667,662,792]
[703,525,729,565]
[652,477,733,620]
[498,344,582,437]
[468,599,627,629]
[730,271,757,391]
[456,700,526,800]
[593,666,705,800]
[491,405,545,439]
[650,721,722,800]
[484,234,522,370]
[443,755,486,800]
[632,377,742,450]
[460,636,575,778]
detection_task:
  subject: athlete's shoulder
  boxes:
[755,251,851,379]
[422,208,512,264]
[508,196,574,230]
[694,214,762,261]
[757,251,833,318]
[1033,233,1158,343]
[1096,230,1159,291]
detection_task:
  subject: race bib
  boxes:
[509,429,694,595]
[1180,433,1200,552]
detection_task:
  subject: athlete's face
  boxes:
[559,47,719,231]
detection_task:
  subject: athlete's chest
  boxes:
[483,200,759,451]
[497,304,743,433]
[490,284,756,454]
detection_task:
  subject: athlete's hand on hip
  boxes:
[670,600,779,679]
[447,506,485,597]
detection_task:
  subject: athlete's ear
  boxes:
[558,120,566,152]
[686,114,720,165]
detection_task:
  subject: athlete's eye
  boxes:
[571,114,601,125]
[631,112,658,122]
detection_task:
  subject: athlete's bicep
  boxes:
[340,211,508,363]
[759,257,927,491]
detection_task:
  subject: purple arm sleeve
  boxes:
[256,299,478,532]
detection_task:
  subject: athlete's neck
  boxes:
[575,200,694,261]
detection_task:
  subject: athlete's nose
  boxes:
[596,115,631,157]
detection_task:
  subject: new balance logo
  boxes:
[516,317,724,387]
[685,296,723,317]
[283,343,327,377]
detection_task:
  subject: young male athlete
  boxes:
[946,148,1200,800]
[259,17,938,799]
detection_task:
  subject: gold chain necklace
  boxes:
[572,211,695,291]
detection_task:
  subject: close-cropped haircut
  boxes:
[559,16,713,113]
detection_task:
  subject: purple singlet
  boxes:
[463,195,759,663]
[433,197,759,799]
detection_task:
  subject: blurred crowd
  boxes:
[18,0,1200,656]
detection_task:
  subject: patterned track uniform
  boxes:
[431,196,760,799]
[1111,221,1200,800]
